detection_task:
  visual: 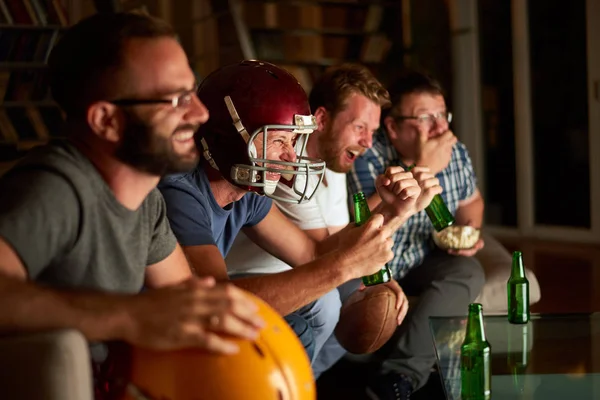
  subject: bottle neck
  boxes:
[353,193,371,226]
[511,254,526,279]
[465,308,487,343]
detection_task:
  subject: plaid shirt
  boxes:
[347,128,477,279]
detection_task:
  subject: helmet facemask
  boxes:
[222,95,325,204]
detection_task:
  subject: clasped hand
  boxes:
[375,166,443,221]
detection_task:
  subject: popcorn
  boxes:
[433,225,480,250]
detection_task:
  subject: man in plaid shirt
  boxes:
[347,70,486,400]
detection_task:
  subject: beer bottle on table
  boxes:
[508,251,530,324]
[507,323,529,393]
[352,192,392,286]
[461,303,492,400]
[405,163,454,232]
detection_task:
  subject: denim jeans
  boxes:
[284,313,315,360]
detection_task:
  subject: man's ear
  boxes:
[314,106,329,132]
[87,101,122,143]
[384,115,398,140]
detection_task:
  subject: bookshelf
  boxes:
[187,0,403,93]
[0,0,71,164]
[244,0,401,91]
[0,0,150,167]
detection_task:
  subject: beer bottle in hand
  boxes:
[461,303,492,400]
[353,192,392,286]
[508,251,530,324]
[405,163,454,231]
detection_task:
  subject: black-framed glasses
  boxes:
[395,111,453,126]
[110,85,198,109]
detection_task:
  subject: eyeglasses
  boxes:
[110,85,199,109]
[395,111,453,127]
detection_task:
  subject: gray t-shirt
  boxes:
[0,140,177,293]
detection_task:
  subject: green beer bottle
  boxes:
[405,163,455,232]
[508,251,530,324]
[461,303,492,400]
[507,323,529,393]
[352,192,392,286]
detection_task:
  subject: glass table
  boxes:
[430,313,600,399]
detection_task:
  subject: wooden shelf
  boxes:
[0,63,49,70]
[250,27,378,36]
[262,58,382,67]
[17,139,51,149]
[2,101,58,107]
[244,0,401,8]
[0,24,66,31]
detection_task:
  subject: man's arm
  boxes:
[181,233,352,314]
[244,205,366,267]
[184,206,396,315]
[455,190,484,227]
[144,243,193,288]
[182,244,230,281]
[243,204,318,267]
[0,236,134,341]
[0,236,262,353]
[234,212,395,315]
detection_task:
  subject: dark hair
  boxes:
[308,63,391,117]
[48,12,176,116]
[387,70,445,117]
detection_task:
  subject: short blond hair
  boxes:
[308,63,391,117]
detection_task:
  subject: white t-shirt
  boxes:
[225,169,350,275]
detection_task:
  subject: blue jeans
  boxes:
[300,279,363,379]
[230,273,359,378]
[284,313,315,360]
[229,273,319,361]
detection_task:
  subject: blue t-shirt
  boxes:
[158,166,272,257]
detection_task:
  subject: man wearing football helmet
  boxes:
[223,63,445,378]
[158,60,432,364]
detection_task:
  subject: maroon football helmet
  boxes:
[196,60,325,203]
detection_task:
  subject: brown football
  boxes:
[334,284,398,354]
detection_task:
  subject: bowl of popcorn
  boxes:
[432,225,480,250]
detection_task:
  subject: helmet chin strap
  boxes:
[263,179,278,195]
[199,137,219,171]
[224,95,258,158]
[200,95,254,172]
[224,95,251,144]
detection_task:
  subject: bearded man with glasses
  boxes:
[0,12,266,399]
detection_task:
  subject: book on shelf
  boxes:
[0,0,69,27]
[0,0,69,161]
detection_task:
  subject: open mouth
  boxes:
[265,171,281,180]
[345,149,361,162]
[173,131,195,143]
[265,164,282,181]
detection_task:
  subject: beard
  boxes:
[115,111,199,176]
[317,127,358,174]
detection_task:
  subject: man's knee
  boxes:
[442,256,486,301]
[299,289,341,336]
[284,313,315,360]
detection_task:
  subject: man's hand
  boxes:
[410,166,443,212]
[375,166,422,221]
[376,166,443,222]
[338,213,395,280]
[358,279,409,325]
[416,129,457,175]
[125,277,265,354]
